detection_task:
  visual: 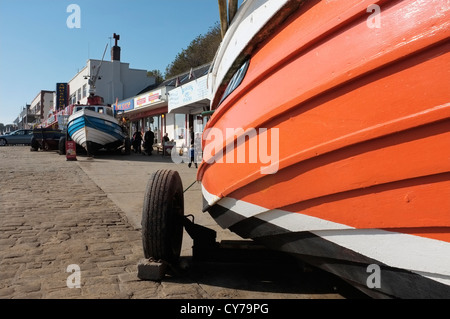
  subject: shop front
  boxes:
[121,87,170,145]
[168,73,210,149]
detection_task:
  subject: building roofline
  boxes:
[136,62,212,95]
[31,90,55,104]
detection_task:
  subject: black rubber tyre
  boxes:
[142,169,184,263]
[58,136,66,155]
[42,141,50,151]
[30,137,39,151]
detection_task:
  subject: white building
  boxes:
[66,36,154,107]
[67,58,155,107]
[29,90,55,126]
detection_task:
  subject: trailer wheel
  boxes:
[30,137,39,152]
[42,141,50,151]
[58,136,66,155]
[142,169,184,263]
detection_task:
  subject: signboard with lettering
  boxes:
[134,89,162,108]
[168,75,209,113]
[56,83,69,111]
[115,99,134,112]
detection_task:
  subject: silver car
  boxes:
[0,129,33,146]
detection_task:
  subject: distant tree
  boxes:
[165,22,222,79]
[147,69,164,85]
[0,123,4,135]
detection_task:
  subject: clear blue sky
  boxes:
[0,0,242,125]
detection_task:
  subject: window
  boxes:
[82,84,87,98]
[175,114,185,140]
[219,59,250,105]
[77,88,81,101]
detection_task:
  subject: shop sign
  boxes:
[56,83,69,110]
[115,99,134,111]
[135,89,162,108]
[168,75,209,112]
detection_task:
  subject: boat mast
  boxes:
[228,0,238,26]
[88,43,108,95]
[218,0,228,38]
[87,43,108,105]
[218,0,238,38]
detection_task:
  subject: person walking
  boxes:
[188,143,197,168]
[132,131,142,154]
[188,127,197,168]
[144,128,155,156]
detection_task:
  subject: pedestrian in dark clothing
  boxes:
[188,127,197,168]
[188,145,197,168]
[133,131,142,153]
[144,129,155,156]
[189,126,194,145]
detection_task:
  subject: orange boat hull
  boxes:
[199,0,450,298]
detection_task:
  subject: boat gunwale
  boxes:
[209,0,304,112]
[208,0,396,123]
[206,0,450,134]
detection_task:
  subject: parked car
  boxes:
[30,128,66,152]
[0,129,33,146]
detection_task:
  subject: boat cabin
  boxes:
[73,105,114,117]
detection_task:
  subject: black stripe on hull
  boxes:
[205,199,450,299]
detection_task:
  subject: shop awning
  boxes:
[120,87,169,120]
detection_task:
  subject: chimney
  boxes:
[111,33,121,61]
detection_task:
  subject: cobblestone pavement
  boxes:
[0,146,367,299]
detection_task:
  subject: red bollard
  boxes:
[66,140,77,161]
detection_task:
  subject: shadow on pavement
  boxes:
[162,253,370,299]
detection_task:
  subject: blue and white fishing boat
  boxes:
[67,43,130,156]
[67,100,129,155]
